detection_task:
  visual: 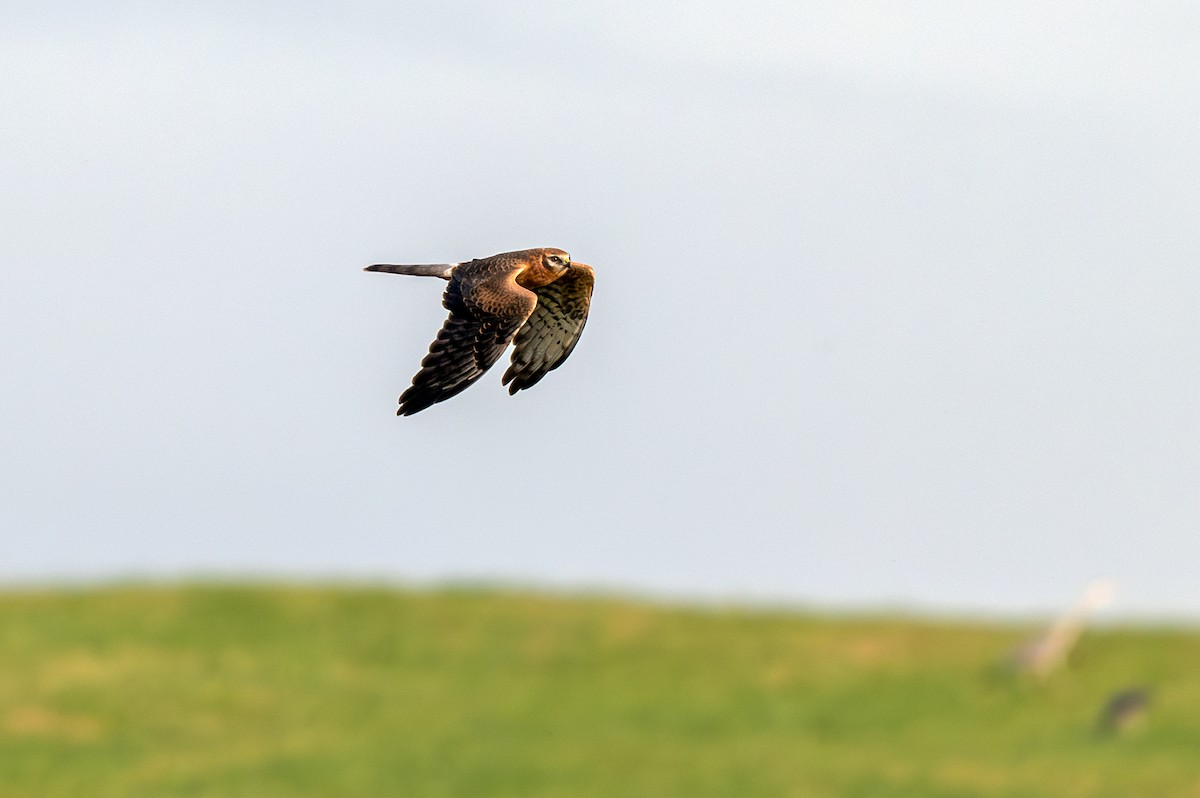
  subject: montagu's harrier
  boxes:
[365,247,595,416]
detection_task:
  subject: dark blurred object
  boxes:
[1096,688,1151,736]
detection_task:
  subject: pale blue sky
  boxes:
[2,2,1198,617]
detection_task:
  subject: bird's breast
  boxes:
[515,262,561,289]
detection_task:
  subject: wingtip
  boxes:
[397,397,430,416]
[506,376,534,395]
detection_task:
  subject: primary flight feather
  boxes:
[365,247,595,416]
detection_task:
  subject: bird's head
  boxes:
[540,248,571,274]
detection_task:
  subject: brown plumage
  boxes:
[365,247,595,416]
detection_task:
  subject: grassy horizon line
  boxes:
[1,584,1197,796]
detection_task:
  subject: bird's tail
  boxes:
[364,262,457,279]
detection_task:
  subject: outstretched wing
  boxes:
[398,266,537,416]
[502,263,594,394]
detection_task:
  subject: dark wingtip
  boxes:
[397,394,432,416]
[507,377,535,395]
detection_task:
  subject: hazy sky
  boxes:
[2,2,1198,617]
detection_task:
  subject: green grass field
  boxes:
[0,585,1197,797]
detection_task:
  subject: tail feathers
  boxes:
[364,262,457,279]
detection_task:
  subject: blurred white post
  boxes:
[1010,579,1115,678]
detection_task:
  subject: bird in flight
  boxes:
[365,247,595,416]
